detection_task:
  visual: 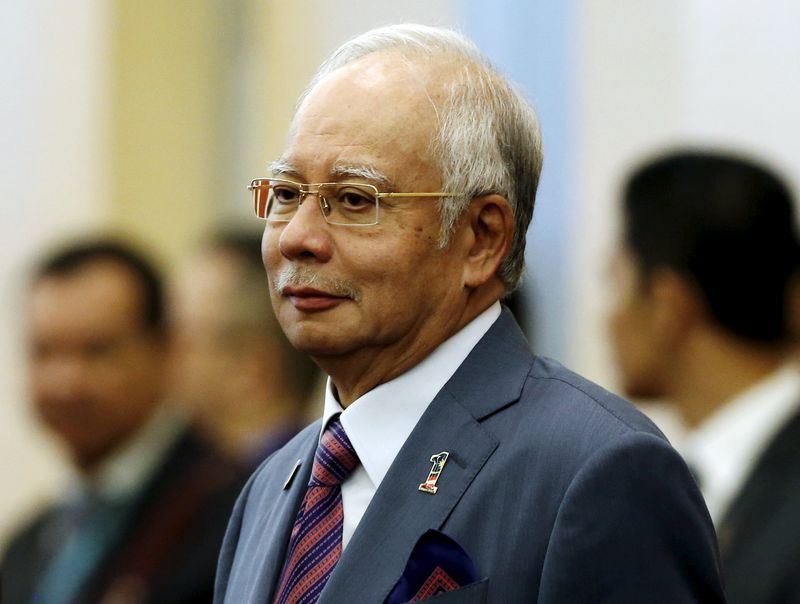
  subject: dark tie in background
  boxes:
[273,417,359,604]
[34,491,133,604]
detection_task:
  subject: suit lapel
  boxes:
[320,399,497,603]
[319,309,533,603]
[248,429,318,603]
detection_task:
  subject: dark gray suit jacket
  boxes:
[215,309,724,603]
[718,408,800,604]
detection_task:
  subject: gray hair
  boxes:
[299,24,543,292]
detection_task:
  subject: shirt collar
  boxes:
[322,302,502,489]
[683,362,800,523]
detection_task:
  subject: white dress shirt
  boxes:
[682,363,800,525]
[320,302,502,548]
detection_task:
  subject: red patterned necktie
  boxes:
[273,417,359,604]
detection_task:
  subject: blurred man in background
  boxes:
[170,231,319,467]
[609,150,800,604]
[1,238,245,604]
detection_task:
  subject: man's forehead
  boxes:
[313,49,442,99]
[281,53,446,187]
[299,50,450,128]
[31,263,144,329]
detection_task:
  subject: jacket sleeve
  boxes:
[537,431,726,603]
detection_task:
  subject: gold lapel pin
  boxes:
[418,451,449,494]
[283,459,302,490]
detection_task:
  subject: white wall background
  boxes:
[572,0,800,394]
[0,1,109,543]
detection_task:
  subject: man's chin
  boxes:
[621,379,666,402]
[283,326,359,359]
[288,339,354,359]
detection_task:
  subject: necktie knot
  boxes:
[309,417,359,487]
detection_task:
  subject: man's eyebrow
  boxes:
[329,164,396,190]
[269,160,301,178]
[269,161,396,190]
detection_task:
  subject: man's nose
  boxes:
[37,356,90,398]
[277,193,334,262]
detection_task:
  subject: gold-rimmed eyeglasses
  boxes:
[248,178,459,226]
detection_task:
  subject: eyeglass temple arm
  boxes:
[377,192,459,199]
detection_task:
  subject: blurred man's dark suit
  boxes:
[2,426,246,604]
[718,408,800,604]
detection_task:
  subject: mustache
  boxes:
[274,266,362,302]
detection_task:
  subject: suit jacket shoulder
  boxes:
[216,308,724,604]
[0,504,60,604]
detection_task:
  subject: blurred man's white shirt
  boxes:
[682,363,800,525]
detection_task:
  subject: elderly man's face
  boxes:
[263,53,470,379]
[28,261,165,470]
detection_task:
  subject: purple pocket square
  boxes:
[386,529,478,603]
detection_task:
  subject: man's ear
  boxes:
[649,268,704,342]
[462,194,515,288]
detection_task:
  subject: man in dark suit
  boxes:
[216,24,724,603]
[608,151,800,604]
[2,239,246,603]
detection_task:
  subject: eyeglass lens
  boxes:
[258,181,379,225]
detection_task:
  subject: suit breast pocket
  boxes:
[413,578,488,603]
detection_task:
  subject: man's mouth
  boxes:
[282,287,350,311]
[274,266,362,307]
